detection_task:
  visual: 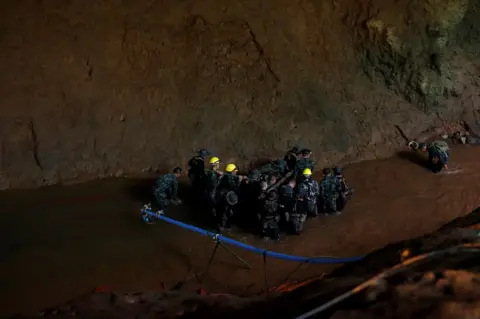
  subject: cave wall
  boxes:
[0,0,479,189]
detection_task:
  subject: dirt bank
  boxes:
[0,0,479,189]
[2,145,480,317]
[15,204,480,318]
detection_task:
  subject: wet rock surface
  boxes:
[0,0,479,189]
[17,209,480,318]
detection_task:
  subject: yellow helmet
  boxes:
[302,168,312,176]
[209,156,220,164]
[225,163,237,173]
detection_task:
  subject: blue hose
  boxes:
[142,209,364,264]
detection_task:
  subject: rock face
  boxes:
[0,0,479,189]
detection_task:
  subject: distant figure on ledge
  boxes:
[419,140,450,173]
[410,140,450,173]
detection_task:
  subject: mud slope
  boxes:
[1,0,479,189]
[19,208,480,319]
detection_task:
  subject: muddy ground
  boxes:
[2,145,480,317]
[0,0,479,189]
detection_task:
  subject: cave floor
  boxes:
[1,145,480,317]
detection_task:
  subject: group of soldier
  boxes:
[143,147,353,240]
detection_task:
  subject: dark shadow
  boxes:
[396,150,429,170]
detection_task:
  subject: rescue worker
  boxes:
[260,190,280,240]
[418,140,450,173]
[187,148,210,198]
[204,156,223,215]
[284,146,300,172]
[214,163,244,231]
[333,167,353,212]
[280,179,305,235]
[296,168,319,217]
[319,168,341,215]
[295,149,315,178]
[153,167,183,214]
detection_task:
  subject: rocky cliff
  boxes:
[1,0,479,189]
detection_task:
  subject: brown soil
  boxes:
[2,145,480,317]
[1,0,479,189]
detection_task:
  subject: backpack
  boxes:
[431,140,450,153]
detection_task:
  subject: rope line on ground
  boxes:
[142,209,365,264]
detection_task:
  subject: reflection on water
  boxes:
[1,145,480,316]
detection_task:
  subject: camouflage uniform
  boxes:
[319,175,341,214]
[261,192,280,240]
[256,159,289,180]
[296,177,319,216]
[280,184,305,234]
[153,173,178,210]
[295,158,315,178]
[204,169,222,214]
[214,173,242,230]
[427,140,450,173]
[334,172,353,212]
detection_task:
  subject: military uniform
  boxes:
[280,184,305,234]
[261,192,280,240]
[319,175,341,214]
[334,173,352,212]
[256,159,289,180]
[214,173,242,230]
[204,169,222,214]
[153,173,178,210]
[427,140,450,173]
[296,177,319,216]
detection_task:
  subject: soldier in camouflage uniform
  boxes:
[214,163,244,231]
[319,168,342,215]
[418,140,450,173]
[296,168,319,217]
[333,167,353,212]
[260,190,280,240]
[153,167,183,213]
[295,149,315,178]
[284,146,300,172]
[280,179,304,234]
[187,148,210,199]
[204,157,223,216]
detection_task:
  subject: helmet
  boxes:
[322,168,331,175]
[225,191,239,206]
[209,156,220,164]
[302,168,312,176]
[333,167,342,175]
[225,163,237,173]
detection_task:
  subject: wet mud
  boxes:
[2,145,480,317]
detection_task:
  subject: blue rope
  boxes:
[142,209,364,264]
